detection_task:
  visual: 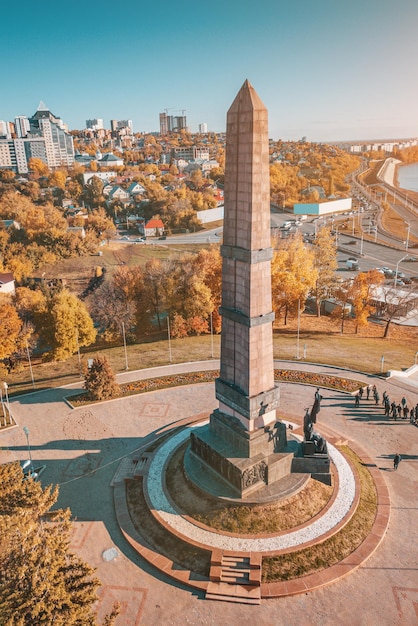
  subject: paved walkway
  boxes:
[2,361,418,625]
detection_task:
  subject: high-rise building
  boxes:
[86,118,104,130]
[28,102,74,169]
[0,102,74,173]
[159,111,188,134]
[0,121,11,139]
[199,122,208,134]
[110,119,133,135]
[14,116,30,138]
[159,113,169,135]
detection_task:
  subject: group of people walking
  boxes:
[354,383,380,407]
[354,385,418,422]
[353,384,406,471]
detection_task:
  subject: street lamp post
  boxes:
[2,381,9,409]
[121,321,128,370]
[210,311,214,359]
[167,316,172,363]
[405,223,411,250]
[23,426,34,476]
[75,330,82,378]
[26,341,35,389]
[334,223,342,245]
[295,298,301,360]
[0,386,5,420]
[394,254,409,291]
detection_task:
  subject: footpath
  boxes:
[1,360,418,625]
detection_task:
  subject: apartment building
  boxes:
[0,102,74,173]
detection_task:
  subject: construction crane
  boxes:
[164,107,186,115]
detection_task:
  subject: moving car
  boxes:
[346,258,359,270]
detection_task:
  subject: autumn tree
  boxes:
[13,286,47,324]
[165,254,213,335]
[83,176,105,209]
[36,289,97,360]
[49,169,67,190]
[193,246,222,332]
[0,303,22,359]
[0,461,119,625]
[189,168,204,189]
[271,233,318,325]
[84,354,119,400]
[380,285,418,338]
[312,226,338,316]
[350,270,385,333]
[331,278,355,334]
[90,282,136,340]
[87,208,117,241]
[138,259,168,331]
[28,157,50,177]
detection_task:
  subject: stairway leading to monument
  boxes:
[206,550,262,604]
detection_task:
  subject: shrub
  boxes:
[83,355,119,400]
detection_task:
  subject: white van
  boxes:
[346,258,359,270]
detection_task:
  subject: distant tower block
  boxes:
[189,81,281,498]
[216,79,279,432]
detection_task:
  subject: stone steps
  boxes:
[206,550,261,604]
[110,452,153,486]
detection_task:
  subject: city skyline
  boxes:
[2,0,418,142]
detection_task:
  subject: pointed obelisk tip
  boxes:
[228,79,266,114]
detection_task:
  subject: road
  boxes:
[114,211,418,282]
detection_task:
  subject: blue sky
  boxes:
[2,0,417,141]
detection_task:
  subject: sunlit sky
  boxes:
[2,0,418,141]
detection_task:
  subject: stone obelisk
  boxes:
[190,80,281,497]
[216,79,279,432]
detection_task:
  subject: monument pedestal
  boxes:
[190,409,292,497]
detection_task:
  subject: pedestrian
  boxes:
[384,399,390,416]
[403,404,409,419]
[382,390,388,405]
[359,386,364,399]
[366,385,372,400]
[393,453,401,470]
[401,396,407,408]
[355,393,360,407]
[374,390,380,405]
[391,401,397,419]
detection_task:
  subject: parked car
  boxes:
[380,267,394,277]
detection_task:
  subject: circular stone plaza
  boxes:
[2,359,418,626]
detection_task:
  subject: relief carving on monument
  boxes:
[241,461,267,489]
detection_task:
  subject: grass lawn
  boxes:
[262,446,377,581]
[4,313,418,397]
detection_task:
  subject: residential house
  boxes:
[83,172,116,185]
[67,226,86,238]
[0,272,15,294]
[127,182,146,196]
[97,153,124,168]
[1,219,20,231]
[139,218,164,238]
[107,186,130,202]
